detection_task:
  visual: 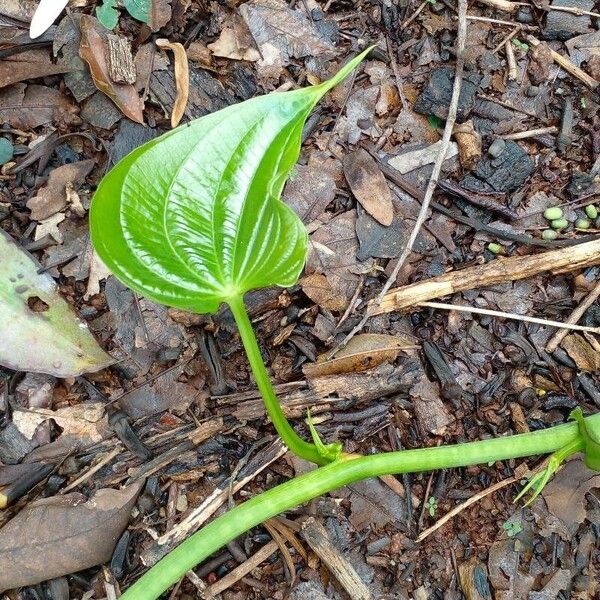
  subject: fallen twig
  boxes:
[202,540,279,598]
[501,126,558,140]
[328,0,468,358]
[416,472,522,542]
[369,238,600,316]
[301,518,374,600]
[419,301,600,334]
[545,281,600,353]
[526,35,599,89]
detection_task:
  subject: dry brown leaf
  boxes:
[561,333,600,371]
[156,39,189,128]
[0,484,141,591]
[26,159,95,221]
[343,149,394,226]
[541,458,600,531]
[79,15,144,124]
[0,54,72,89]
[300,272,347,313]
[207,15,261,62]
[0,83,78,129]
[149,0,172,31]
[303,333,417,378]
[12,402,111,444]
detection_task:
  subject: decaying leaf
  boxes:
[0,229,113,377]
[300,272,348,313]
[0,84,78,130]
[12,402,110,444]
[561,333,600,371]
[388,140,459,174]
[26,159,95,221]
[343,148,394,226]
[156,39,189,128]
[541,458,600,531]
[303,333,417,378]
[0,484,141,591]
[240,0,336,67]
[410,377,453,435]
[0,54,71,89]
[79,15,144,124]
[207,15,261,62]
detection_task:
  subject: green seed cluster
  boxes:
[541,204,598,238]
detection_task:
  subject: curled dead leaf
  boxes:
[156,39,189,128]
[303,333,417,378]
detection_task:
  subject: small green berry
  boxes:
[543,207,563,221]
[551,218,568,230]
[487,243,502,254]
[542,229,558,241]
[585,205,598,219]
[575,218,591,230]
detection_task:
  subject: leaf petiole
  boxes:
[228,294,340,465]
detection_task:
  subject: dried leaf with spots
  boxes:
[156,39,189,127]
[0,229,113,377]
[0,484,141,591]
[303,333,417,378]
[26,159,95,221]
[343,149,393,226]
[79,15,144,124]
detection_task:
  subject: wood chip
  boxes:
[107,34,136,85]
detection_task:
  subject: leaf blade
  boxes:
[91,48,372,313]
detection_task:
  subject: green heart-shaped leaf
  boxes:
[90,49,370,314]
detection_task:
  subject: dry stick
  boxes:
[386,36,409,111]
[545,281,600,353]
[416,473,521,542]
[419,301,600,334]
[501,126,558,140]
[526,35,599,89]
[202,540,279,597]
[467,14,536,28]
[476,0,520,12]
[327,0,468,359]
[301,518,374,600]
[369,238,600,316]
[505,38,518,81]
[492,27,521,54]
[400,0,429,30]
[61,446,122,494]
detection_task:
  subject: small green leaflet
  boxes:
[96,0,149,29]
[0,230,113,377]
[96,0,119,29]
[90,48,372,314]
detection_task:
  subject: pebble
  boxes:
[488,138,506,158]
[526,85,540,97]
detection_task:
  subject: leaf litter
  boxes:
[2,0,600,597]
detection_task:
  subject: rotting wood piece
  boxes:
[369,238,600,316]
[107,34,136,85]
[300,518,374,600]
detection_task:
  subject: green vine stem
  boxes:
[228,294,341,465]
[120,412,600,600]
